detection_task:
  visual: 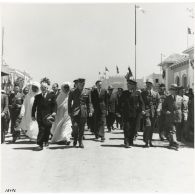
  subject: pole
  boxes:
[1,27,4,66]
[135,4,137,81]
[187,30,189,48]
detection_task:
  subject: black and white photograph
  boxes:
[0,0,194,193]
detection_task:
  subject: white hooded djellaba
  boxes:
[51,82,72,143]
[19,81,40,140]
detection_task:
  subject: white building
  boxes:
[159,46,194,90]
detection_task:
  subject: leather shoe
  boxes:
[35,146,43,151]
[44,142,49,147]
[125,143,130,148]
[79,143,84,148]
[149,142,154,147]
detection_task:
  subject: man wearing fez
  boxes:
[158,83,168,141]
[141,79,160,147]
[68,78,93,148]
[91,80,108,142]
[163,84,184,150]
[120,79,145,148]
[32,79,57,150]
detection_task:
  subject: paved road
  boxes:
[1,128,194,193]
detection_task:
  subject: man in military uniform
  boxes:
[120,79,145,148]
[68,78,93,148]
[158,83,168,141]
[9,83,24,142]
[141,79,160,147]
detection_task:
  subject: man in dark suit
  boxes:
[1,91,9,143]
[52,83,60,100]
[9,83,24,142]
[106,85,117,132]
[120,79,145,148]
[163,84,184,150]
[141,79,160,147]
[32,81,57,150]
[68,78,93,148]
[91,80,108,142]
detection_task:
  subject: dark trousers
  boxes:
[123,118,136,145]
[37,120,51,147]
[1,117,6,143]
[72,115,86,144]
[106,112,115,131]
[143,116,155,144]
[158,113,167,138]
[135,112,142,136]
[10,111,20,134]
[94,111,106,139]
[87,116,95,133]
[116,116,123,129]
[167,122,179,146]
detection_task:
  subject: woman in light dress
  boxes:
[51,82,72,145]
[19,82,40,141]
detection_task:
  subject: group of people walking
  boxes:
[1,76,194,151]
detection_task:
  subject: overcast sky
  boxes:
[0,3,194,87]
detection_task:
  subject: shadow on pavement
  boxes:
[101,144,124,148]
[111,132,123,134]
[13,146,37,151]
[109,138,124,140]
[48,146,73,150]
[6,140,36,145]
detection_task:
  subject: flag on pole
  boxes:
[116,65,119,74]
[125,66,133,80]
[136,5,146,13]
[128,66,133,77]
[188,27,192,34]
[105,67,109,72]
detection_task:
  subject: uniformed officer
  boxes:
[158,83,168,141]
[68,78,93,148]
[120,79,145,148]
[141,79,160,147]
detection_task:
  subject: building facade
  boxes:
[159,46,194,91]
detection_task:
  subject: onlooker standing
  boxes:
[1,90,9,143]
[177,86,188,142]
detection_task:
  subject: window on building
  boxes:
[182,74,187,89]
[155,79,159,83]
[175,76,180,86]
